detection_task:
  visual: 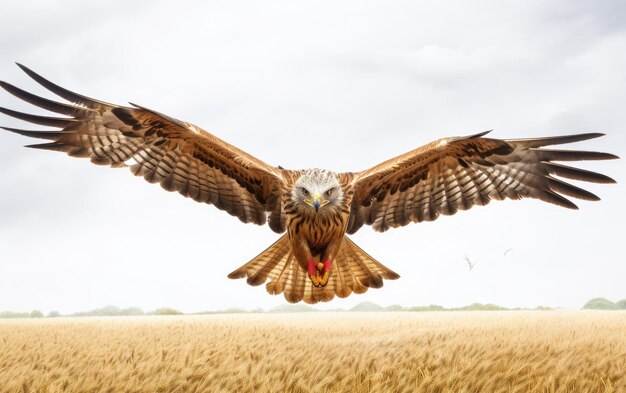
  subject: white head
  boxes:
[292,169,343,213]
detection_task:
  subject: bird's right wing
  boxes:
[0,64,287,232]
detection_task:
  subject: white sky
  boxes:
[0,0,624,314]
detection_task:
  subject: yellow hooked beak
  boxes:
[304,192,329,212]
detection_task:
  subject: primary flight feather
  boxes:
[0,64,617,304]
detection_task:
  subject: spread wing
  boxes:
[348,130,617,233]
[0,64,287,232]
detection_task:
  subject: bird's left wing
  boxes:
[347,131,617,233]
[0,64,286,231]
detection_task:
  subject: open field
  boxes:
[1,311,625,393]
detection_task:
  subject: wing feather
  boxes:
[0,80,93,117]
[1,64,287,230]
[348,131,617,233]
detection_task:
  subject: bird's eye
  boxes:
[302,188,310,196]
[326,188,334,196]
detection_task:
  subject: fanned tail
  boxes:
[227,235,399,304]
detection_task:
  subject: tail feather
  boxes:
[227,235,291,286]
[266,254,293,294]
[284,258,305,303]
[332,247,353,298]
[348,239,401,281]
[227,235,400,304]
[336,241,369,294]
[266,253,292,289]
[349,248,384,289]
[247,240,289,286]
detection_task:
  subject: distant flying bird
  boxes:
[464,255,477,271]
[504,248,514,257]
[0,64,618,304]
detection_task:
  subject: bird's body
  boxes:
[283,169,351,257]
[0,64,618,304]
[231,168,398,303]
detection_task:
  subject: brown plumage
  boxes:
[1,64,618,304]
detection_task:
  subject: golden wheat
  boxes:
[0,311,624,392]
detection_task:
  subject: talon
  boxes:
[320,271,329,286]
[308,258,332,287]
[308,259,320,286]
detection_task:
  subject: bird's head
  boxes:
[293,169,343,213]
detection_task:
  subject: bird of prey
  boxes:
[463,255,477,271]
[0,64,618,304]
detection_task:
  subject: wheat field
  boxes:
[1,311,625,393]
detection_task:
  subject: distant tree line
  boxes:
[1,298,624,318]
[582,298,626,310]
[0,302,553,318]
[0,310,48,319]
[0,305,184,319]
